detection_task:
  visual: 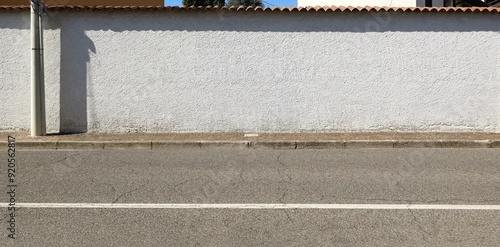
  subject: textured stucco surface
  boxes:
[0,11,499,133]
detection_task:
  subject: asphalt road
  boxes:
[1,148,500,246]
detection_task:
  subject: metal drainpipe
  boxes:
[31,0,46,136]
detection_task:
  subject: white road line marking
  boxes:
[1,203,500,210]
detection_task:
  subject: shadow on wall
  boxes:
[59,23,95,133]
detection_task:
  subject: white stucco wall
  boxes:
[1,10,499,133]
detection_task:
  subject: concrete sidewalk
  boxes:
[2,132,500,149]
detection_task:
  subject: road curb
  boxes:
[2,139,500,150]
[152,141,250,149]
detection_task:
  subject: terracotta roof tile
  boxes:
[0,5,499,13]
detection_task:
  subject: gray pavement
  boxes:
[6,209,500,246]
[1,148,500,246]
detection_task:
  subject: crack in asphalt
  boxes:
[276,153,293,184]
[396,181,425,201]
[89,177,117,194]
[44,153,84,170]
[409,208,431,243]
[0,207,22,221]
[173,177,207,199]
[283,210,294,223]
[100,182,117,193]
[112,182,149,204]
[279,192,287,204]
[1,152,86,193]
[21,153,84,184]
[277,153,285,167]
